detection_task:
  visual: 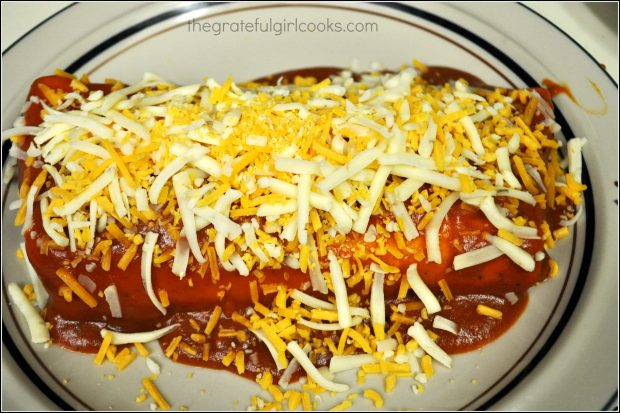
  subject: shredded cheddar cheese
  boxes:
[56,268,97,308]
[5,59,588,412]
[476,304,503,319]
[142,378,170,411]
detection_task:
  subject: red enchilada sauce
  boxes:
[18,67,561,380]
[542,78,576,103]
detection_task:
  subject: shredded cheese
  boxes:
[141,232,166,315]
[56,268,97,308]
[4,61,587,410]
[425,192,459,263]
[407,264,441,314]
[54,168,116,216]
[453,245,504,270]
[100,324,180,345]
[7,282,50,343]
[328,251,352,328]
[485,234,535,272]
[287,340,349,392]
[19,242,48,309]
[407,322,452,368]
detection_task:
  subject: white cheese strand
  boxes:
[328,251,352,328]
[370,272,385,329]
[407,352,421,373]
[291,289,369,318]
[138,84,201,106]
[257,200,297,217]
[149,145,209,204]
[297,316,363,331]
[388,197,419,240]
[496,146,522,189]
[169,143,222,177]
[275,157,320,175]
[287,341,350,392]
[171,238,190,278]
[358,125,406,233]
[141,232,166,315]
[567,137,587,183]
[66,214,77,253]
[19,242,49,309]
[146,357,161,376]
[496,189,536,206]
[43,164,63,186]
[134,188,150,211]
[172,171,205,263]
[291,289,334,310]
[194,205,242,240]
[250,329,286,371]
[479,196,539,239]
[418,115,437,158]
[327,200,353,234]
[33,123,74,146]
[407,264,441,314]
[229,253,249,276]
[308,235,329,294]
[318,143,386,192]
[87,200,97,251]
[101,324,180,345]
[460,115,485,156]
[379,153,437,170]
[40,196,69,247]
[391,166,461,191]
[70,141,111,159]
[77,274,97,293]
[280,212,298,242]
[393,178,424,202]
[98,80,160,112]
[453,245,504,270]
[485,234,535,272]
[257,177,332,211]
[376,338,398,354]
[242,222,269,262]
[297,174,312,244]
[109,176,128,218]
[1,126,43,141]
[54,167,116,216]
[525,164,547,192]
[43,113,114,139]
[213,189,242,216]
[353,166,391,233]
[432,315,459,335]
[408,322,452,368]
[104,284,123,318]
[425,192,460,263]
[329,354,377,374]
[349,116,390,137]
[22,184,38,235]
[507,133,520,153]
[105,110,150,140]
[8,282,50,343]
[278,344,310,388]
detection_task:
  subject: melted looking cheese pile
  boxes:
[13,66,585,279]
[7,62,588,410]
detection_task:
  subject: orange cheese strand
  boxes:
[56,268,97,308]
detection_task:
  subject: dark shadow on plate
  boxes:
[584,3,618,33]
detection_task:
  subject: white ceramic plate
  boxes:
[2,2,617,411]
